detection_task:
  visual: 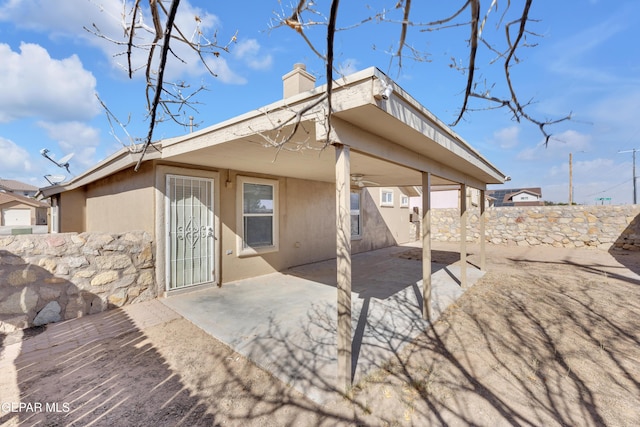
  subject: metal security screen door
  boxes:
[167,175,215,290]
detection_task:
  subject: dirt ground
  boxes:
[1,242,639,426]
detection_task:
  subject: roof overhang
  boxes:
[42,67,506,197]
[0,192,49,208]
[38,145,162,198]
[160,67,506,189]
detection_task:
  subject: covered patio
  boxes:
[158,66,506,391]
[40,65,506,394]
[162,244,485,403]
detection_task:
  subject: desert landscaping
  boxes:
[1,241,639,426]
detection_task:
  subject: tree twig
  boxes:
[135,0,181,171]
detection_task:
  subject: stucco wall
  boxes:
[355,187,410,252]
[59,188,86,232]
[427,205,640,250]
[54,163,419,289]
[430,190,459,209]
[0,231,155,332]
[85,162,156,234]
[217,173,409,284]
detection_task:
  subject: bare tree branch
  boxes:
[96,94,139,150]
[92,0,573,169]
[451,0,479,127]
[490,0,570,145]
[126,0,141,78]
[135,0,181,171]
[250,94,329,160]
[394,0,412,69]
[325,0,340,146]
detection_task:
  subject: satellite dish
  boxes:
[58,153,74,173]
[58,153,74,165]
[41,149,74,173]
[44,174,66,185]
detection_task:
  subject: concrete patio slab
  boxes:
[161,245,485,403]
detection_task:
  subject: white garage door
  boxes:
[2,209,31,226]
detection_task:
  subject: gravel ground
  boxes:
[1,242,639,426]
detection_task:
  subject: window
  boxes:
[380,189,394,207]
[50,196,59,233]
[350,190,362,239]
[237,176,278,255]
[400,195,409,208]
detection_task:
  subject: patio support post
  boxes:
[421,172,432,321]
[480,189,486,271]
[460,183,468,288]
[335,143,352,392]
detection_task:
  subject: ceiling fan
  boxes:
[350,173,379,187]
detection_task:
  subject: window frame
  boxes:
[380,188,394,207]
[50,195,59,233]
[400,194,410,208]
[350,189,363,240]
[236,176,279,256]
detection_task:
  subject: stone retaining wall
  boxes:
[428,205,640,250]
[0,231,155,332]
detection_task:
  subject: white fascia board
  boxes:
[369,68,506,183]
[160,68,380,156]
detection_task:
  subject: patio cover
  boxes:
[40,66,507,391]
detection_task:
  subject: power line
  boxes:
[583,178,633,198]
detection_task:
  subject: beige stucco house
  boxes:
[487,187,544,207]
[410,185,497,210]
[0,191,48,227]
[0,178,39,198]
[40,64,507,388]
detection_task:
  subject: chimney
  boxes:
[282,63,315,98]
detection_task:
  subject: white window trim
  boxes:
[237,176,279,256]
[400,194,409,208]
[351,189,363,240]
[380,188,394,207]
[50,196,59,233]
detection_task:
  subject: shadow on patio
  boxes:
[162,244,485,403]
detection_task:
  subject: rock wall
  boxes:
[428,205,640,250]
[0,232,155,332]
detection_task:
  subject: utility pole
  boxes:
[569,152,573,205]
[569,151,585,205]
[618,149,639,204]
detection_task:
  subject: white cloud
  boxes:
[548,157,615,177]
[0,0,105,34]
[233,39,273,71]
[491,126,520,149]
[0,137,34,174]
[0,43,100,123]
[517,129,592,161]
[0,0,246,84]
[38,121,101,171]
[337,59,359,77]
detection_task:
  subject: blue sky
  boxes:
[0,0,639,204]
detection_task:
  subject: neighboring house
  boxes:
[40,64,506,294]
[410,185,495,210]
[487,187,544,207]
[0,179,39,198]
[0,192,49,226]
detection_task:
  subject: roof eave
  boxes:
[39,145,161,197]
